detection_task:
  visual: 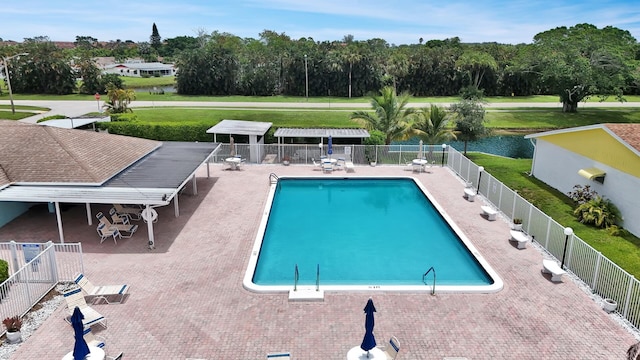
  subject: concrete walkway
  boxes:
[0,164,636,359]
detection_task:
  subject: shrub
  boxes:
[573,196,621,229]
[567,184,598,205]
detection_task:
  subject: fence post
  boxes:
[545,218,552,249]
[9,240,19,275]
[498,184,503,209]
[526,205,533,234]
[592,252,602,290]
[512,192,517,223]
[623,276,635,317]
[47,241,59,283]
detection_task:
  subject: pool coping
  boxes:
[242,175,504,294]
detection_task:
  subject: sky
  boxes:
[2,0,640,45]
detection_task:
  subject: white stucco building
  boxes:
[525,124,640,237]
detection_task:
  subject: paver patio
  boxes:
[1,164,637,359]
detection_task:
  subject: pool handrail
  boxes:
[423,266,436,295]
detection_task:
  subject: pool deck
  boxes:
[1,164,637,359]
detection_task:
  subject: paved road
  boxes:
[2,99,640,124]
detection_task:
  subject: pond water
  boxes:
[132,86,176,93]
[395,134,535,159]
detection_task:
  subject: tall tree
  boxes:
[150,23,162,50]
[455,50,498,90]
[350,86,416,145]
[527,24,638,112]
[449,99,489,155]
[11,39,76,94]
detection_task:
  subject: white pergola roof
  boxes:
[206,120,272,136]
[273,128,370,138]
[38,118,100,129]
[0,186,172,205]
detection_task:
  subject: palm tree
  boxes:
[350,86,416,145]
[411,104,457,144]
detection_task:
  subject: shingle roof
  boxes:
[605,124,640,152]
[0,120,160,187]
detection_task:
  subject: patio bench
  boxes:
[542,259,566,282]
[509,230,529,249]
[463,188,476,202]
[480,205,498,221]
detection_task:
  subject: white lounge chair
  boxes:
[113,204,142,221]
[63,288,107,329]
[96,223,122,244]
[97,212,139,238]
[379,336,400,360]
[108,207,130,224]
[74,273,129,304]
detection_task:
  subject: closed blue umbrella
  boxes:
[71,306,90,360]
[327,135,333,158]
[360,298,377,356]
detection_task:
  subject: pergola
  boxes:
[273,128,370,161]
[206,120,272,163]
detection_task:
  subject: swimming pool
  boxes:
[243,177,503,293]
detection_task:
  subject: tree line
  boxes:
[1,23,639,112]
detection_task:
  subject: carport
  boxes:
[273,128,370,161]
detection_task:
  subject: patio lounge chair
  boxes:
[97,212,139,238]
[74,273,130,304]
[83,327,106,348]
[63,288,107,329]
[108,208,130,224]
[379,336,400,360]
[96,223,122,244]
[113,204,142,221]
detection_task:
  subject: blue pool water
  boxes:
[251,178,495,288]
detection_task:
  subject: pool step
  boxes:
[288,287,324,302]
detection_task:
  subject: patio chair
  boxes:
[62,288,107,329]
[379,336,400,360]
[83,327,106,348]
[322,162,333,173]
[108,208,130,224]
[74,273,129,305]
[97,212,139,238]
[113,204,142,221]
[96,223,122,244]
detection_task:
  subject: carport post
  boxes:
[192,175,197,195]
[85,203,92,225]
[54,201,65,243]
[174,195,180,217]
[145,205,155,249]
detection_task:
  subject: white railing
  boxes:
[212,143,448,166]
[446,147,640,330]
[0,241,83,334]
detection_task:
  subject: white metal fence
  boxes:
[446,147,640,330]
[0,241,83,333]
[212,143,448,166]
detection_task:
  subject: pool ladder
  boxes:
[423,266,436,295]
[269,173,279,185]
[293,264,320,292]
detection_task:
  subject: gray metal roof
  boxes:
[273,128,370,138]
[0,142,221,205]
[106,142,219,189]
[206,120,272,136]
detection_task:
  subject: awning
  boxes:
[578,167,606,180]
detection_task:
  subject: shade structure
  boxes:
[328,135,333,158]
[360,298,377,353]
[229,136,236,157]
[71,306,90,360]
[418,140,424,159]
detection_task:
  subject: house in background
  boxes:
[525,124,640,237]
[102,60,175,77]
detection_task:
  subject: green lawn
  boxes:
[468,153,640,278]
[485,108,640,129]
[122,76,176,88]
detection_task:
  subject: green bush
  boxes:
[104,121,213,142]
[0,259,8,284]
[574,196,621,229]
[109,113,138,122]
